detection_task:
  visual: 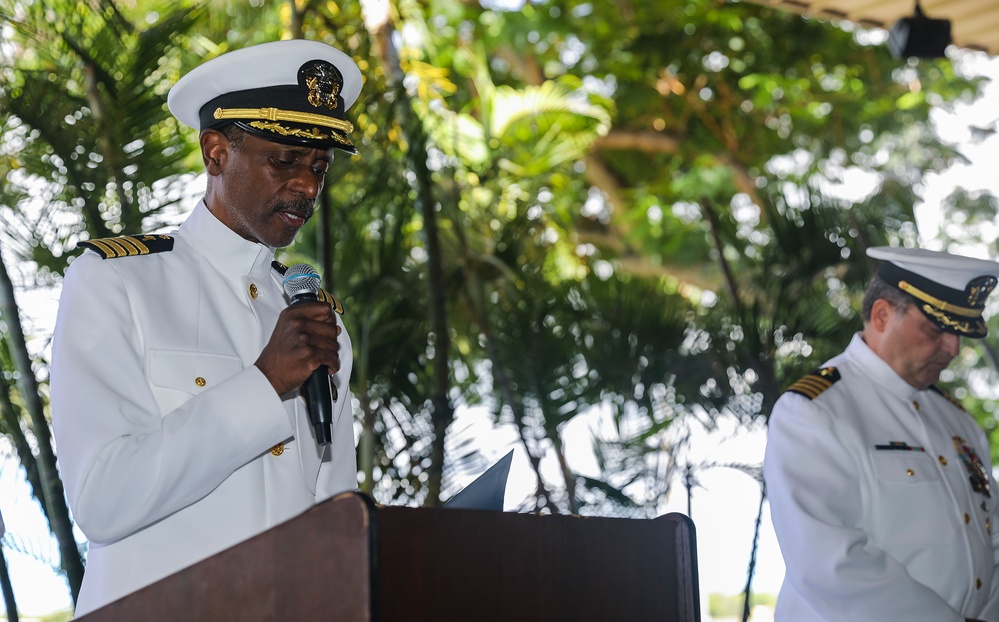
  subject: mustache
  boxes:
[272,198,315,220]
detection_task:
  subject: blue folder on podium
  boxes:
[443,450,513,511]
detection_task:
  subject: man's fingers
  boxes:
[256,302,343,395]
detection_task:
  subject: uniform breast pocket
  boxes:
[148,350,243,411]
[870,451,954,545]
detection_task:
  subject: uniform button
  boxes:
[988,519,992,535]
[270,443,285,456]
[249,283,259,299]
[195,377,206,387]
[965,513,971,524]
[912,400,920,410]
[938,455,948,466]
[977,577,983,589]
[906,468,914,477]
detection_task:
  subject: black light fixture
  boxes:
[888,1,952,59]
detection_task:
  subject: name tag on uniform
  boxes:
[874,441,925,452]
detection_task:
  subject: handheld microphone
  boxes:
[282,263,337,446]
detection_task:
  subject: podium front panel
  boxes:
[375,506,698,622]
[77,493,698,621]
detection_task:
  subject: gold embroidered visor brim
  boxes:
[896,280,986,336]
[247,121,356,151]
[920,304,986,338]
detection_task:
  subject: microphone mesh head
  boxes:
[282,263,321,297]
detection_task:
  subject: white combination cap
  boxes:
[868,246,999,338]
[167,40,362,154]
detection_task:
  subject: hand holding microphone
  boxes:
[254,263,339,445]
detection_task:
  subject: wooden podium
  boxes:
[79,492,700,621]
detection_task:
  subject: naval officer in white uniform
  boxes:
[50,40,361,616]
[765,246,999,621]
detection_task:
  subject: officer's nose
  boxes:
[294,172,320,200]
[941,331,960,358]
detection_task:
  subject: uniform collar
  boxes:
[180,200,275,276]
[845,332,922,400]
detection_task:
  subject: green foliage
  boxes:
[1,0,204,279]
[2,0,999,608]
[0,609,73,622]
[709,590,777,617]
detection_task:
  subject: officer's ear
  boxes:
[869,298,895,333]
[200,129,226,176]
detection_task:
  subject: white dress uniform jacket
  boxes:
[765,334,999,621]
[51,201,357,616]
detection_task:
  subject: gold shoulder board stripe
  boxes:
[930,385,966,412]
[79,235,174,259]
[270,261,344,315]
[786,366,841,400]
[318,288,345,315]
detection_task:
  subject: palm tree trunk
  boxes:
[357,319,377,494]
[482,348,558,512]
[0,245,85,602]
[288,0,305,39]
[741,484,766,622]
[363,0,454,505]
[450,232,558,511]
[549,430,577,514]
[412,109,454,507]
[287,0,333,282]
[82,63,136,229]
[0,375,43,508]
[0,543,19,622]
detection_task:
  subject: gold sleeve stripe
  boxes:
[121,235,150,255]
[79,235,174,259]
[105,238,131,257]
[786,367,841,401]
[789,377,831,394]
[319,288,344,315]
[87,239,119,258]
[786,381,829,399]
